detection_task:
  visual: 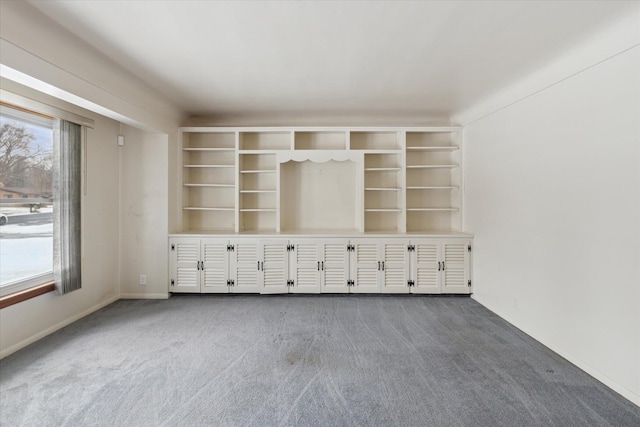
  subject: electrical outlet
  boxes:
[139,274,147,285]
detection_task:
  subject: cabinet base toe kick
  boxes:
[169,236,473,295]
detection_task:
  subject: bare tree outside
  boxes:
[0,122,53,195]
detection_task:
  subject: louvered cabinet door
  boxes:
[169,238,201,293]
[350,240,381,293]
[321,240,349,294]
[442,239,471,294]
[411,240,441,294]
[259,240,289,294]
[380,240,410,294]
[230,240,260,293]
[289,240,321,294]
[201,239,230,293]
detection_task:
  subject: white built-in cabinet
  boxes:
[169,236,472,294]
[170,238,261,293]
[172,126,472,295]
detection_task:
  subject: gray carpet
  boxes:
[1,296,638,427]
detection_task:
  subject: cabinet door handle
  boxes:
[318,261,320,271]
[437,262,441,271]
[258,261,260,271]
[381,261,385,271]
[197,261,201,270]
[322,261,324,271]
[442,261,445,271]
[261,262,264,271]
[378,261,381,271]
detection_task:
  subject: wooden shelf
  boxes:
[354,149,402,154]
[184,183,235,187]
[365,188,401,191]
[239,150,287,154]
[240,190,276,193]
[183,148,234,152]
[365,208,402,212]
[406,165,458,169]
[240,208,276,212]
[184,207,235,211]
[184,164,234,168]
[365,167,402,172]
[406,146,459,151]
[407,186,459,190]
[240,170,277,174]
[406,208,459,212]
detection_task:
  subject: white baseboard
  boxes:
[0,294,120,359]
[471,295,640,407]
[119,293,169,300]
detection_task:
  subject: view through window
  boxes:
[0,106,54,291]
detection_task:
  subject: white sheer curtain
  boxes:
[53,119,82,294]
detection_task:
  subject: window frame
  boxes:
[0,96,93,306]
[0,105,55,297]
[0,272,55,298]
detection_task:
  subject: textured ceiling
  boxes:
[29,1,636,119]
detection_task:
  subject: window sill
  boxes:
[0,282,56,309]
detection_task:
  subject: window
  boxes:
[0,103,83,298]
[0,106,54,295]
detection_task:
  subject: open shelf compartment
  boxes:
[294,131,347,150]
[239,131,291,150]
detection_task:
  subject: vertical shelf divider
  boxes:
[234,131,240,233]
[276,158,282,233]
[399,131,407,233]
[178,130,185,232]
[357,149,365,233]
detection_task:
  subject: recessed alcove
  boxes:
[280,159,359,232]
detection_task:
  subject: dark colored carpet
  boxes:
[1,296,638,426]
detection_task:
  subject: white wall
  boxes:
[119,125,169,298]
[0,1,182,132]
[0,2,180,355]
[0,80,121,356]
[464,45,640,405]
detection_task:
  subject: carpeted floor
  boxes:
[1,295,638,426]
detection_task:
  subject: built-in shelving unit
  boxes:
[177,127,463,234]
[173,127,471,296]
[180,131,236,231]
[405,131,462,231]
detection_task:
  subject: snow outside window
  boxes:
[0,105,55,296]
